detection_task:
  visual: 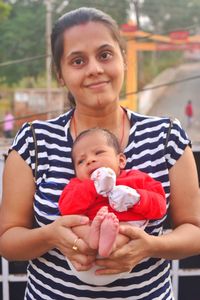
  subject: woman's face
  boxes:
[59,21,125,110]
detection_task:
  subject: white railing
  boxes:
[1,258,27,300]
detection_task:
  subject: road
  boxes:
[147,62,200,147]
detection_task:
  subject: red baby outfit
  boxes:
[59,169,166,221]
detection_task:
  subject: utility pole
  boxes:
[132,0,140,30]
[45,0,52,118]
[133,0,141,112]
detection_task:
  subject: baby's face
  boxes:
[72,132,126,180]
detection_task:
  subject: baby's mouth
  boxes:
[89,168,98,177]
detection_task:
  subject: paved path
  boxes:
[148,63,200,149]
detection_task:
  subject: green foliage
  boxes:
[139,51,183,89]
[0,0,11,22]
[141,0,200,34]
[54,0,131,25]
[0,1,46,86]
[0,0,131,87]
[136,0,198,88]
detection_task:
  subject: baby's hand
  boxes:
[91,167,116,197]
[109,185,140,212]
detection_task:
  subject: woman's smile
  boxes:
[60,21,124,109]
[84,80,110,90]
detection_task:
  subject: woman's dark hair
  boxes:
[51,7,126,108]
[51,7,125,76]
[72,128,121,162]
[51,7,125,107]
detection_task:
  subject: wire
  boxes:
[0,55,47,67]
[120,73,200,97]
[0,71,200,126]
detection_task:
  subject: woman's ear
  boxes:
[57,72,65,86]
[119,153,126,169]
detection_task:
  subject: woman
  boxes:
[0,7,200,300]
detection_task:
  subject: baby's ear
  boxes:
[119,153,126,169]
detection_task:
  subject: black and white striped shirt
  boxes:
[11,108,190,300]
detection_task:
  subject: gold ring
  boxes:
[72,238,79,251]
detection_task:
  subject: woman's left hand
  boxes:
[95,224,153,275]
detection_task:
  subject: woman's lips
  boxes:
[85,81,109,89]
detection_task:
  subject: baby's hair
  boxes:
[72,128,121,161]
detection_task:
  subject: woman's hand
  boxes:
[46,215,96,271]
[95,224,153,275]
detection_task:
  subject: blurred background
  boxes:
[0,0,200,299]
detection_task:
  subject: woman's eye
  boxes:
[72,58,84,66]
[100,51,112,60]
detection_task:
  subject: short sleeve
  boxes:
[165,118,191,169]
[9,122,36,177]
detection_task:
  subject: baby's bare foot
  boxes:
[89,206,108,249]
[98,213,119,257]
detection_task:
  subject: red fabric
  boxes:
[58,170,166,221]
[185,103,193,117]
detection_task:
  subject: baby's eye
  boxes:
[77,159,84,165]
[96,150,105,155]
[99,51,112,61]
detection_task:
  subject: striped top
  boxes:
[11,108,190,300]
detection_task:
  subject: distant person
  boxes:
[185,100,193,127]
[3,110,14,138]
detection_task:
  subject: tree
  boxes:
[141,0,200,34]
[0,0,131,86]
[0,0,46,85]
[54,0,131,25]
[0,0,11,22]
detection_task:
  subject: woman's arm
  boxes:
[150,145,200,258]
[95,146,200,274]
[0,151,93,268]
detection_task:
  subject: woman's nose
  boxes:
[86,59,104,76]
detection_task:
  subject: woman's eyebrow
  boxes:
[66,44,114,58]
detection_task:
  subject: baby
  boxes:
[58,128,166,285]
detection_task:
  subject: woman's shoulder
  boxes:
[11,109,74,152]
[125,109,190,168]
[30,109,73,130]
[13,109,73,141]
[126,109,188,136]
[126,108,171,127]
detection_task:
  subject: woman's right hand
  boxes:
[45,215,96,271]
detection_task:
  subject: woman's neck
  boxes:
[74,105,122,132]
[70,104,130,151]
